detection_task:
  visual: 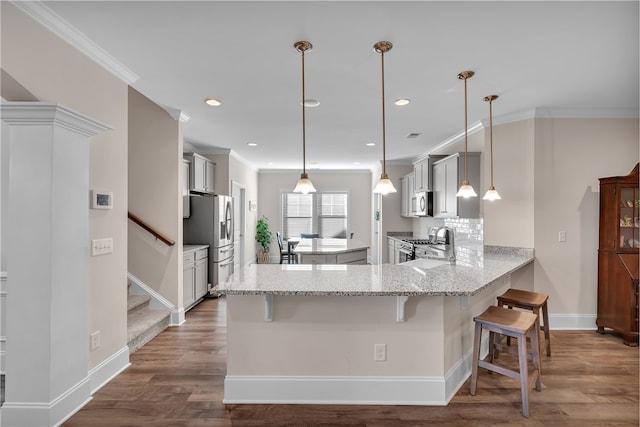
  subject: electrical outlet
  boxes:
[90,331,101,350]
[558,231,567,242]
[374,343,386,361]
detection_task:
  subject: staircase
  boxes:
[127,288,170,354]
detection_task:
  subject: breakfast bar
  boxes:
[217,247,534,405]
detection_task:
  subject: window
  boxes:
[281,191,349,239]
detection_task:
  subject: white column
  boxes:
[0,102,110,426]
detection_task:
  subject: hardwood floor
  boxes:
[64,297,639,427]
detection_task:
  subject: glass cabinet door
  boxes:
[619,187,639,249]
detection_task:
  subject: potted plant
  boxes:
[255,215,272,264]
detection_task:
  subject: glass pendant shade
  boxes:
[456,181,477,198]
[293,173,316,194]
[373,174,397,195]
[482,186,501,201]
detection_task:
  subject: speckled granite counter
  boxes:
[216,246,533,296]
[221,246,535,406]
[183,244,209,254]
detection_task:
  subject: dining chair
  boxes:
[276,231,296,264]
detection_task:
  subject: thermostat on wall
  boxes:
[91,190,113,210]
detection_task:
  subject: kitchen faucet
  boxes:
[436,226,456,265]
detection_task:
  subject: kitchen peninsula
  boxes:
[217,247,533,406]
[293,238,369,264]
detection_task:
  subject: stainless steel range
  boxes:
[400,226,456,265]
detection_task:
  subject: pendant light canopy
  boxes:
[293,40,316,194]
[455,70,477,198]
[482,95,501,201]
[372,41,397,195]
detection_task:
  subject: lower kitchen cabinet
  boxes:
[298,249,367,265]
[183,246,209,311]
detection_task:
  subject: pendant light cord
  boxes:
[301,47,307,175]
[489,97,494,186]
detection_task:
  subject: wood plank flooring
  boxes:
[64,297,639,427]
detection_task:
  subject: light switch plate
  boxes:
[92,238,113,256]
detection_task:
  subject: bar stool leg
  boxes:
[530,324,542,392]
[542,302,551,357]
[517,333,530,418]
[470,321,482,395]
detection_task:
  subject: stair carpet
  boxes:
[127,291,170,354]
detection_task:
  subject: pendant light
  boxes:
[482,95,502,201]
[455,71,477,198]
[293,41,316,194]
[372,41,397,195]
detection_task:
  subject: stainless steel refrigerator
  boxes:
[184,194,234,291]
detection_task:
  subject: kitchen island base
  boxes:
[223,264,532,405]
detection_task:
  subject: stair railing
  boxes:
[128,211,175,246]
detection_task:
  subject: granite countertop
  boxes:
[216,246,534,297]
[292,238,369,255]
[183,244,209,254]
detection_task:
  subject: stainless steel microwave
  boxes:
[415,191,434,216]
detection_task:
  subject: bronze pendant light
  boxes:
[372,41,397,195]
[293,40,316,194]
[456,70,478,198]
[482,95,501,201]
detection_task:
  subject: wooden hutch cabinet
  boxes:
[597,163,639,346]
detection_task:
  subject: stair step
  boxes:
[127,294,151,314]
[127,307,170,354]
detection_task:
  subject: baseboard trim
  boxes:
[128,272,182,326]
[88,345,130,394]
[549,314,597,330]
[223,375,448,405]
[1,376,91,427]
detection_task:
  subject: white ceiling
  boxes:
[33,1,639,171]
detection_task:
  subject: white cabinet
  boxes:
[400,172,415,217]
[183,251,196,309]
[413,156,445,193]
[194,248,208,299]
[183,246,209,311]
[387,237,396,264]
[432,152,480,218]
[181,159,190,218]
[413,158,428,192]
[185,153,215,194]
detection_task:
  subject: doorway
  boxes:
[231,181,246,270]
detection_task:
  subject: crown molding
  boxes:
[11,0,139,84]
[163,106,190,123]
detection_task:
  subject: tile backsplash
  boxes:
[444,218,484,267]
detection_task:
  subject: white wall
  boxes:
[257,171,372,261]
[380,164,414,262]
[229,154,259,266]
[533,118,638,319]
[128,87,182,307]
[1,2,128,370]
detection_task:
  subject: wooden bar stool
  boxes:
[471,305,542,418]
[497,289,551,357]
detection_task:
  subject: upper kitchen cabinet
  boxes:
[413,155,445,192]
[597,163,639,346]
[185,152,215,194]
[432,152,480,218]
[400,172,415,217]
[182,158,191,218]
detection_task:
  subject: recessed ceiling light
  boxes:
[302,99,320,107]
[366,142,376,147]
[353,162,360,165]
[247,142,257,147]
[204,98,222,106]
[394,98,410,106]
